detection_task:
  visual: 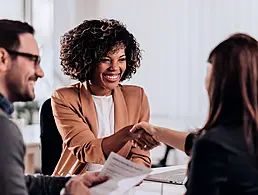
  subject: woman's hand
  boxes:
[130,122,158,138]
[130,122,160,150]
[131,122,190,152]
[115,125,159,150]
[102,124,160,158]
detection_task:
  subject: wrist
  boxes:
[121,125,134,142]
[153,126,162,142]
[124,128,133,142]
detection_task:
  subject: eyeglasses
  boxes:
[5,49,41,65]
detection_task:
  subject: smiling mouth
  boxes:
[103,73,121,82]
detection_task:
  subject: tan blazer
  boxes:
[51,82,151,176]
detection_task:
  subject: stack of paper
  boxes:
[89,152,151,195]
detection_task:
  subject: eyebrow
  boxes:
[103,54,126,58]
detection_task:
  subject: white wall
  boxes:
[0,0,24,20]
[52,0,100,90]
[3,0,258,166]
[50,0,258,130]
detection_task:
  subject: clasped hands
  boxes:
[128,122,160,151]
[64,122,160,195]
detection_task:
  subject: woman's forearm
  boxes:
[101,125,132,158]
[154,127,190,151]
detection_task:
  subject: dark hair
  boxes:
[201,33,258,164]
[0,19,34,50]
[60,19,142,82]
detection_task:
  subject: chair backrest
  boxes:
[40,98,62,175]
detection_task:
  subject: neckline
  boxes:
[91,94,112,99]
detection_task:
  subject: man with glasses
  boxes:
[0,19,108,195]
[5,48,41,66]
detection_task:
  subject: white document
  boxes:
[89,152,151,195]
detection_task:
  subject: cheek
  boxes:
[18,62,34,80]
[93,65,106,83]
[205,74,210,90]
[205,64,212,90]
[121,62,127,72]
[8,66,23,81]
[97,64,109,74]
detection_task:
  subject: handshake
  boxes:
[129,122,161,151]
[63,122,160,195]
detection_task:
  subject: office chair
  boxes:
[152,145,175,168]
[40,98,62,175]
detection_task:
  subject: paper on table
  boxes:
[89,152,151,195]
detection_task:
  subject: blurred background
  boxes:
[4,0,258,173]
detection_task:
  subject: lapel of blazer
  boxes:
[113,85,129,132]
[79,83,131,158]
[79,82,98,137]
[113,85,132,158]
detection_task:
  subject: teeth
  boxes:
[105,75,119,79]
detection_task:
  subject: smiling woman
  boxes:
[51,19,158,176]
[88,44,127,96]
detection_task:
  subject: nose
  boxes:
[35,65,45,78]
[110,61,119,71]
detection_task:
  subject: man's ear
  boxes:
[0,48,11,72]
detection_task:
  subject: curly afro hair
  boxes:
[60,19,142,82]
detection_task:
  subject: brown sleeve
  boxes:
[128,89,151,167]
[51,90,106,164]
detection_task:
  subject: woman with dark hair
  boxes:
[131,33,258,194]
[51,19,158,176]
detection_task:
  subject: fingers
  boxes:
[133,131,148,149]
[138,133,154,150]
[82,177,94,187]
[141,134,160,150]
[82,172,109,187]
[65,176,91,195]
[130,122,155,136]
[129,122,160,150]
[130,127,136,133]
[92,175,109,186]
[131,140,139,148]
[130,122,150,134]
[143,133,160,146]
[132,130,160,150]
[65,173,108,195]
[130,124,140,133]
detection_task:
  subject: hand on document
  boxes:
[89,152,151,195]
[63,172,108,195]
[130,122,160,150]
